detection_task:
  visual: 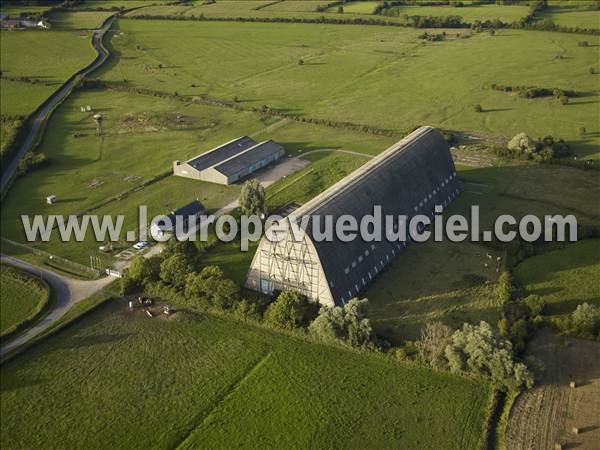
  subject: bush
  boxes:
[264,291,318,330]
[473,104,483,113]
[17,152,48,175]
[445,321,533,391]
[523,294,545,317]
[507,132,536,153]
[416,322,452,369]
[185,266,240,310]
[571,302,598,337]
[309,298,379,349]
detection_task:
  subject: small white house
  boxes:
[46,195,57,205]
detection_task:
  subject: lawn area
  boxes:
[383,4,530,22]
[0,299,492,449]
[48,11,114,30]
[0,30,96,116]
[100,20,600,158]
[0,264,49,337]
[514,239,600,316]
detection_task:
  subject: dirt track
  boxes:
[505,330,600,450]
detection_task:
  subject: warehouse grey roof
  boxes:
[292,126,461,305]
[213,140,284,177]
[187,136,257,171]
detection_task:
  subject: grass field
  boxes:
[48,11,114,30]
[514,239,600,316]
[383,4,530,22]
[538,4,600,29]
[0,299,492,449]
[330,1,380,14]
[0,265,49,336]
[0,30,96,116]
[100,20,600,158]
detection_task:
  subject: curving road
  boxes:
[0,17,115,194]
[0,255,115,357]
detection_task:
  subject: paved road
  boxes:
[0,255,115,357]
[0,17,115,194]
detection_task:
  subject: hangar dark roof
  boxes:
[213,140,284,177]
[293,126,462,306]
[187,136,257,171]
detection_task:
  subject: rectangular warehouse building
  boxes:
[173,136,285,185]
[245,126,462,307]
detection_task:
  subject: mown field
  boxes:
[0,30,96,116]
[0,299,492,449]
[514,239,600,316]
[100,20,600,158]
[0,264,49,336]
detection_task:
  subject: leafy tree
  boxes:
[309,298,378,349]
[126,255,160,286]
[445,321,533,391]
[507,132,535,153]
[160,253,193,290]
[416,322,452,369]
[185,265,240,310]
[265,291,317,330]
[239,179,266,216]
[162,239,198,262]
[571,302,598,337]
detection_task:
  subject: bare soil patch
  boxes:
[506,329,600,450]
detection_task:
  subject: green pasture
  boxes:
[0,299,491,449]
[538,4,600,30]
[0,264,49,336]
[331,1,381,14]
[48,11,114,30]
[99,20,600,158]
[0,30,96,116]
[515,239,600,316]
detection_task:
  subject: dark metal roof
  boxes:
[166,199,206,222]
[213,140,284,177]
[295,126,462,306]
[187,136,257,171]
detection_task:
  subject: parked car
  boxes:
[133,241,149,250]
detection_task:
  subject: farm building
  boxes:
[245,126,462,307]
[173,136,285,185]
[150,199,206,238]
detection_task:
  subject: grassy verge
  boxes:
[0,264,50,338]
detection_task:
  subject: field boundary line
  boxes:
[173,350,273,449]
